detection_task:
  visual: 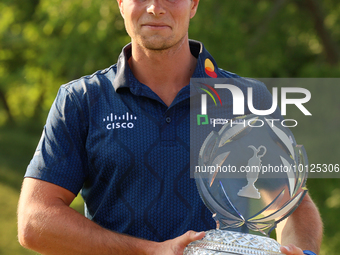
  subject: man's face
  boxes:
[117,0,199,51]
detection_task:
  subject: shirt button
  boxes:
[166,117,172,123]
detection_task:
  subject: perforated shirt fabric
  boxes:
[25,40,278,241]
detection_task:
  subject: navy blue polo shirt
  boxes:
[26,40,276,241]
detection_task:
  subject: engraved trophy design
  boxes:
[185,114,308,255]
[237,145,266,199]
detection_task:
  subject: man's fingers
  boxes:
[172,231,205,254]
[190,231,206,241]
[180,231,205,246]
[280,244,304,255]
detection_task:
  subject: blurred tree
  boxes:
[303,0,339,65]
[0,0,129,124]
[189,0,340,77]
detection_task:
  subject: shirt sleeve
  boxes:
[25,85,88,195]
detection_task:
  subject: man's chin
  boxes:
[138,36,183,51]
[142,41,173,51]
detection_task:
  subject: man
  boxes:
[17,0,322,254]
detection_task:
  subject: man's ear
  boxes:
[117,0,124,18]
[190,0,199,19]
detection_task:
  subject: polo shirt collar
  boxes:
[112,40,225,92]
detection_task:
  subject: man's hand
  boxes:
[154,231,205,255]
[280,244,304,255]
[276,193,322,255]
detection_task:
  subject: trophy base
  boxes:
[184,229,284,255]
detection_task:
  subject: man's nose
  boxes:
[147,0,166,16]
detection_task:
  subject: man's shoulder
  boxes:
[217,68,279,117]
[61,64,118,96]
[218,68,240,79]
[218,68,268,92]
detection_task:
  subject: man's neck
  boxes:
[128,36,197,106]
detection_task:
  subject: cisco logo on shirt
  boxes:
[103,112,137,130]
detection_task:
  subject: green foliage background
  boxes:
[0,0,339,254]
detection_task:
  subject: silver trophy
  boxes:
[185,115,308,255]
